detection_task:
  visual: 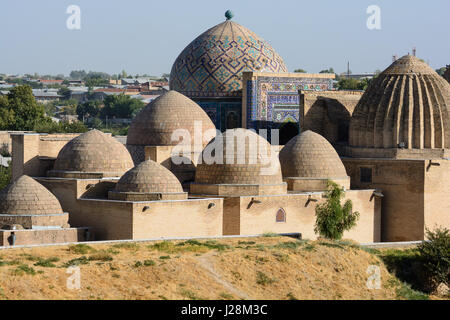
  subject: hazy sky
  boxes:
[0,0,448,76]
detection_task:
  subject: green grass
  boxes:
[12,264,36,276]
[256,271,276,286]
[262,232,278,237]
[219,292,233,300]
[34,257,60,268]
[272,252,289,262]
[395,281,429,300]
[238,241,256,245]
[144,259,156,266]
[64,256,89,267]
[134,260,156,267]
[273,241,303,250]
[180,288,202,300]
[69,244,95,254]
[148,239,230,253]
[88,252,113,262]
[112,242,140,250]
[286,292,298,300]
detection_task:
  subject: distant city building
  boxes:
[32,89,61,103]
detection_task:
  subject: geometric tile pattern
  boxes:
[246,77,333,129]
[170,19,288,98]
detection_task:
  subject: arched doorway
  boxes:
[279,121,299,145]
[226,111,239,129]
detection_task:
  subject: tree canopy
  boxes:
[337,78,372,91]
[100,94,145,119]
[0,85,47,130]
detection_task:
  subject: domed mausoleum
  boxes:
[279,130,350,191]
[126,90,216,164]
[170,13,287,98]
[169,11,334,139]
[349,55,450,158]
[0,175,89,246]
[48,129,134,178]
[0,175,64,221]
[191,128,287,196]
[109,160,187,201]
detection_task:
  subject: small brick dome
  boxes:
[50,129,134,178]
[0,175,63,215]
[195,128,283,185]
[115,160,183,194]
[279,130,348,179]
[126,90,216,147]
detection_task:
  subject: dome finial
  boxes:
[225,10,233,20]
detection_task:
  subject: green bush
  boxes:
[314,181,360,240]
[0,162,11,191]
[34,120,88,134]
[418,227,450,291]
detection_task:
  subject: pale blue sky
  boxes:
[0,0,448,76]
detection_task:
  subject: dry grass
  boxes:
[0,237,436,300]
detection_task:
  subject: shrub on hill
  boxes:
[418,227,450,292]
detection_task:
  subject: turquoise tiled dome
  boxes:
[169,17,287,98]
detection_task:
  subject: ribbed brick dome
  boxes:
[0,175,63,215]
[279,130,348,179]
[195,128,283,185]
[127,90,216,147]
[350,55,450,150]
[50,129,134,178]
[115,160,183,194]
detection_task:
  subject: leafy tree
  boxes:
[294,69,307,73]
[58,87,71,100]
[69,70,87,80]
[418,227,450,291]
[34,119,88,134]
[314,181,360,240]
[337,78,372,90]
[0,85,47,130]
[319,68,335,74]
[76,100,101,120]
[436,67,446,77]
[100,94,144,119]
[85,77,109,87]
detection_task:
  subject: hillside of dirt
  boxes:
[0,236,435,300]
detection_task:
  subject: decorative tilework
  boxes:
[170,20,287,98]
[246,76,333,130]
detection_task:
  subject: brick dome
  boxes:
[279,130,348,179]
[115,160,183,193]
[0,175,63,215]
[192,128,286,195]
[349,55,450,152]
[109,160,186,201]
[126,90,216,147]
[49,129,134,178]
